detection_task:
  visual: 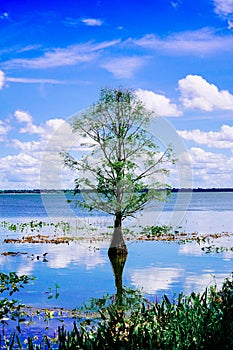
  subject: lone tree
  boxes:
[62,88,174,256]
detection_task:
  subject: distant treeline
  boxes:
[1,188,233,194]
[0,189,69,194]
[171,188,233,192]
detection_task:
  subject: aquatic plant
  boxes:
[202,245,233,254]
[0,272,34,297]
[1,220,71,235]
[0,272,35,325]
[3,234,74,244]
[46,283,60,300]
[140,225,173,238]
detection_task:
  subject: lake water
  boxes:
[0,191,233,313]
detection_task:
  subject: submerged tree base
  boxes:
[108,226,128,256]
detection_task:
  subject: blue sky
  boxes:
[1,0,233,189]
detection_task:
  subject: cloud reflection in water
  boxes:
[130,266,184,294]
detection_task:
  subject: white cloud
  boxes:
[11,139,42,152]
[6,115,71,188]
[0,70,5,89]
[0,70,68,87]
[102,56,145,78]
[136,88,182,117]
[14,110,45,134]
[178,75,233,111]
[0,153,40,188]
[0,12,9,20]
[18,44,42,53]
[81,18,103,26]
[14,110,32,123]
[171,1,179,9]
[228,19,233,28]
[213,1,233,30]
[190,147,226,165]
[21,124,45,134]
[132,28,233,55]
[187,147,233,187]
[6,77,67,84]
[12,116,93,154]
[178,125,233,149]
[4,41,119,69]
[0,121,10,141]
[14,111,44,134]
[0,111,99,189]
[213,0,233,18]
[6,153,38,169]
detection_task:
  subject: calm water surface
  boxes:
[0,191,233,311]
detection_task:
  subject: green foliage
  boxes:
[1,220,71,235]
[46,283,60,300]
[202,244,233,254]
[141,225,173,237]
[0,272,34,324]
[0,272,34,296]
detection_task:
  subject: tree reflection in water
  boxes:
[108,252,127,306]
[81,253,148,318]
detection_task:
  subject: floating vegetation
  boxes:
[3,234,75,244]
[1,220,71,235]
[202,245,233,254]
[1,251,28,257]
[140,224,173,237]
[138,225,232,244]
[1,221,233,257]
[46,283,60,300]
[1,251,49,263]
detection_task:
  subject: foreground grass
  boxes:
[2,273,233,349]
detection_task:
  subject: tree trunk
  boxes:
[108,212,128,256]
